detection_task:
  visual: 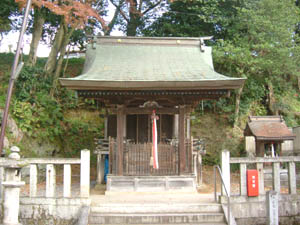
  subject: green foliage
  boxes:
[1,57,103,156]
[191,112,245,165]
[0,0,18,36]
[0,55,90,159]
[213,0,300,122]
[143,0,240,39]
[12,66,63,139]
[12,101,38,136]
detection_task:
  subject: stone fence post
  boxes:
[267,190,279,225]
[2,146,25,225]
[221,150,230,196]
[80,150,90,198]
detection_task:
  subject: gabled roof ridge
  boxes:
[94,36,212,47]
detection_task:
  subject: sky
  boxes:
[0,32,51,57]
[0,4,123,57]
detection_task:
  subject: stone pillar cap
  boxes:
[10,146,20,153]
[9,146,20,159]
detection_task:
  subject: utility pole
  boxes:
[0,0,32,155]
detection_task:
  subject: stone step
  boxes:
[89,212,226,224]
[90,203,222,214]
[89,223,227,225]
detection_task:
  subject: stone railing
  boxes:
[221,150,300,197]
[0,146,91,225]
[0,148,90,198]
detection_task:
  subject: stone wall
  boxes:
[18,197,90,225]
[221,195,300,225]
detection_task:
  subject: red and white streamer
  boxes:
[152,110,159,169]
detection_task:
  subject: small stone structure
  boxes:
[2,146,25,225]
[244,116,296,156]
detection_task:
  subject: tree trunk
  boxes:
[44,20,65,75]
[268,82,278,115]
[27,8,45,67]
[62,45,71,77]
[50,25,74,97]
[126,15,140,36]
[234,84,244,127]
[126,0,139,36]
[298,76,300,90]
[54,26,74,80]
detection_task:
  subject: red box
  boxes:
[247,170,259,196]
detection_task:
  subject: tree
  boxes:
[16,0,107,95]
[0,0,19,43]
[27,7,47,66]
[110,0,168,36]
[214,0,300,124]
[143,0,240,39]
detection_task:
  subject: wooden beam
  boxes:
[116,105,124,175]
[127,107,180,114]
[179,105,186,174]
[110,107,194,115]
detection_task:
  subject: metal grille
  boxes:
[124,143,178,176]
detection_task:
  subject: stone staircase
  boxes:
[88,193,227,225]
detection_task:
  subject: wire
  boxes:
[168,10,202,16]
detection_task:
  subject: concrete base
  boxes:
[17,197,91,225]
[220,194,300,225]
[106,175,197,193]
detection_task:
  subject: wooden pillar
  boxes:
[116,105,124,175]
[173,114,179,139]
[179,105,186,174]
[104,116,108,139]
[186,106,192,173]
[186,113,191,139]
[256,141,265,157]
[123,114,127,139]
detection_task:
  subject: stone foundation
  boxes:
[106,175,197,193]
[17,197,90,225]
[220,194,300,225]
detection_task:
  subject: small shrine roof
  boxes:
[244,116,296,141]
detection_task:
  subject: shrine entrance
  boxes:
[108,114,174,144]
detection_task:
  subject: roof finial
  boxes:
[199,36,213,52]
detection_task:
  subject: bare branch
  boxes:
[138,0,143,12]
[142,0,163,15]
[105,0,125,34]
[109,0,129,22]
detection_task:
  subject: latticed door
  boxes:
[123,143,178,176]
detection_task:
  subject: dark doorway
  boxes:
[108,114,174,143]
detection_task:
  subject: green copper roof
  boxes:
[60,36,245,90]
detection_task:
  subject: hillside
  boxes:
[0,53,299,163]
